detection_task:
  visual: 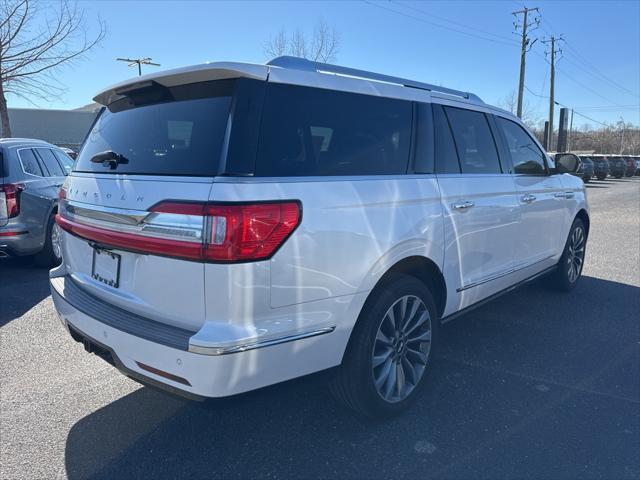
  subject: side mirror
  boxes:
[555,153,581,174]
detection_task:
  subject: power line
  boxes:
[362,0,521,47]
[542,15,639,98]
[395,0,519,45]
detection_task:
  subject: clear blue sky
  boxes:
[7,0,640,128]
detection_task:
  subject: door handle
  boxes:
[554,192,575,199]
[521,194,536,204]
[452,200,475,211]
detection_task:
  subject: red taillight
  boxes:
[0,183,24,220]
[57,200,301,263]
[202,202,301,262]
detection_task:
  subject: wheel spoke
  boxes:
[383,361,397,399]
[401,357,417,384]
[402,297,420,333]
[376,329,393,347]
[372,347,393,368]
[407,329,432,343]
[406,346,428,365]
[375,358,393,390]
[405,311,428,337]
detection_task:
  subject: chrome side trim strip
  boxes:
[188,327,336,356]
[456,255,555,293]
[443,266,556,324]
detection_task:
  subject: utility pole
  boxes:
[116,57,161,76]
[567,108,574,152]
[542,36,563,150]
[512,6,540,118]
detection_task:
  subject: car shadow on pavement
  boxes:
[0,257,51,327]
[585,184,608,189]
[64,275,640,479]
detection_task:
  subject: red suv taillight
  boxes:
[0,183,24,221]
[56,200,302,263]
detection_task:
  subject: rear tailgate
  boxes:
[57,78,235,333]
[59,175,213,332]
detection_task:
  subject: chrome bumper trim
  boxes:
[188,327,336,356]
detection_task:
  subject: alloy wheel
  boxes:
[566,225,585,283]
[51,222,62,260]
[372,295,432,403]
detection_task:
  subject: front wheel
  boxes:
[329,275,438,418]
[548,218,586,291]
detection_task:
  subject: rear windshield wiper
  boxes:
[90,151,130,170]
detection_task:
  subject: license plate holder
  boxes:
[91,248,121,288]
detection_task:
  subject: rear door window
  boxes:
[495,117,547,175]
[53,150,74,175]
[444,107,502,174]
[35,148,65,177]
[19,149,44,176]
[256,84,412,176]
[74,81,233,176]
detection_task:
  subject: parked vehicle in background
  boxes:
[591,155,610,180]
[623,156,636,177]
[635,157,640,176]
[1,138,74,266]
[575,156,594,183]
[60,147,78,160]
[49,57,589,418]
[607,156,627,178]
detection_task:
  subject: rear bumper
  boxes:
[0,223,39,257]
[50,270,349,399]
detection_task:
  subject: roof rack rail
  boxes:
[267,56,483,103]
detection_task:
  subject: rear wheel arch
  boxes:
[360,255,447,321]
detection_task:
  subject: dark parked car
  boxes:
[623,156,636,177]
[607,156,627,178]
[575,156,594,182]
[591,155,610,180]
[0,138,74,266]
[635,157,640,176]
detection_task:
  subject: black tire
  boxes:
[34,214,62,268]
[596,175,606,181]
[582,176,591,183]
[548,218,586,292]
[329,274,438,418]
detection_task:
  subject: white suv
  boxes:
[50,57,589,417]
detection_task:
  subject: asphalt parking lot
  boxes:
[1,178,639,480]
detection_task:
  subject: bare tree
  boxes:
[264,19,340,63]
[0,0,105,137]
[497,89,539,128]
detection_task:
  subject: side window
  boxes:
[19,149,44,176]
[444,107,502,174]
[35,148,65,177]
[496,117,547,175]
[433,104,461,174]
[256,84,412,176]
[53,150,74,175]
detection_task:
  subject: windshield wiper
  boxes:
[90,151,130,170]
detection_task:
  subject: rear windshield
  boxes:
[74,80,233,176]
